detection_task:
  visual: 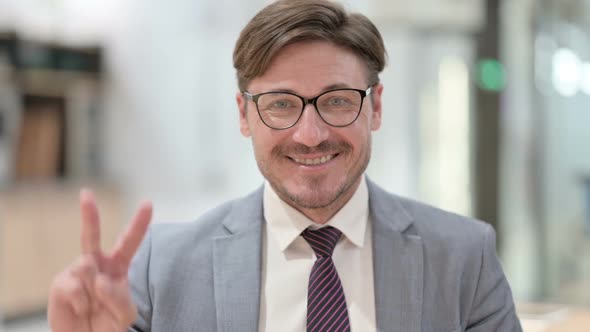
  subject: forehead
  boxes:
[248,41,368,96]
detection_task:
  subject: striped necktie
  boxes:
[301,226,351,332]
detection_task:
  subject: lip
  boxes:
[288,153,337,160]
[286,153,339,170]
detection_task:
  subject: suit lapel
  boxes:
[368,179,424,332]
[213,188,264,332]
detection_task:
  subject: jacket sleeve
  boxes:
[127,227,153,332]
[465,224,522,332]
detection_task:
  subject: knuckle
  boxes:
[73,255,98,277]
[51,270,72,292]
[79,254,95,269]
[67,278,86,297]
[51,272,85,301]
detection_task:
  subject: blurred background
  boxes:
[0,0,589,331]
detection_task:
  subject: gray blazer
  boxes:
[129,179,522,332]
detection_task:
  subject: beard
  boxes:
[256,138,371,210]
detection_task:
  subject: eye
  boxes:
[329,98,346,106]
[272,100,292,108]
[326,97,352,106]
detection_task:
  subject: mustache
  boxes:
[272,140,352,156]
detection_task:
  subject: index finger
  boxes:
[111,201,153,268]
[80,189,102,254]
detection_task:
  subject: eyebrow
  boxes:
[264,83,353,95]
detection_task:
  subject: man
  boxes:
[48,0,523,331]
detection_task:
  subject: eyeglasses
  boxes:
[242,86,373,130]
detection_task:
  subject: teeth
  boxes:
[293,155,334,166]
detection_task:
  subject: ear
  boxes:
[370,83,383,131]
[236,92,252,137]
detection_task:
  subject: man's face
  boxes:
[237,41,383,219]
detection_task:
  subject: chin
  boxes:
[280,180,345,209]
[286,192,338,210]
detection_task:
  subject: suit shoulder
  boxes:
[397,195,490,235]
[395,195,494,257]
[366,179,493,253]
[149,200,231,241]
[368,180,491,240]
[147,187,262,251]
[383,195,499,286]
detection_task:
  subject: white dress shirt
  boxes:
[259,177,376,332]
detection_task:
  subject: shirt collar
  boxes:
[263,177,369,251]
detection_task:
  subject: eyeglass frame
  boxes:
[241,86,374,130]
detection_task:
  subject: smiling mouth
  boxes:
[289,154,338,166]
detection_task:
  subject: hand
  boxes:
[48,189,152,332]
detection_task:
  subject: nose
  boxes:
[292,104,330,147]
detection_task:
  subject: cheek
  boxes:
[333,127,369,155]
[346,124,373,157]
[346,113,372,140]
[251,128,285,155]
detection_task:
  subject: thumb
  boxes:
[95,274,137,327]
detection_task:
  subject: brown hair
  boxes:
[233,0,387,91]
